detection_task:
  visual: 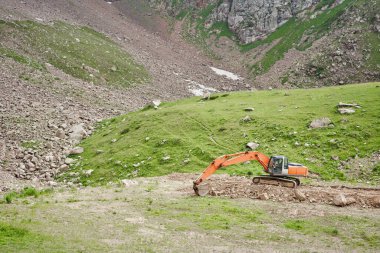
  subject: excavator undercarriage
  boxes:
[252,175,300,188]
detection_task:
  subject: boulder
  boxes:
[69,123,87,142]
[371,196,380,208]
[69,147,84,155]
[258,192,269,200]
[337,102,361,108]
[333,194,347,206]
[246,142,259,150]
[309,117,332,129]
[162,155,171,161]
[338,108,355,114]
[68,124,87,143]
[55,129,65,139]
[241,115,252,122]
[60,164,69,171]
[333,194,356,207]
[294,189,306,201]
[152,100,161,109]
[48,181,58,187]
[31,156,39,164]
[45,155,54,162]
[64,158,76,165]
[83,169,93,176]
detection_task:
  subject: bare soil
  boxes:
[173,173,380,209]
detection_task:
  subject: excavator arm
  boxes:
[193,151,270,195]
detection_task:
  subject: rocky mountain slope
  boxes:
[0,0,246,191]
[149,0,380,87]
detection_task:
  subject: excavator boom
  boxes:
[193,151,270,195]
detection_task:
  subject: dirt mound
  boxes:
[188,175,380,208]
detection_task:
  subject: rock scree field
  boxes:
[0,0,379,252]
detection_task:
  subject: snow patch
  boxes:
[186,80,217,96]
[210,67,240,80]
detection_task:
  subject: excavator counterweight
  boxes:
[193,151,308,196]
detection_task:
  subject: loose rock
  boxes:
[152,100,161,109]
[84,169,93,176]
[121,179,138,187]
[371,196,380,208]
[241,115,252,122]
[333,194,355,206]
[338,108,355,114]
[55,129,65,139]
[309,117,332,129]
[294,189,306,201]
[64,158,76,165]
[338,102,361,108]
[246,142,259,150]
[69,147,84,155]
[258,192,269,200]
[69,124,87,143]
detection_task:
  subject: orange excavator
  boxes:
[193,151,308,196]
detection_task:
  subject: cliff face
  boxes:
[209,0,320,43]
[150,0,321,43]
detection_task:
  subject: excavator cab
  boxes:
[268,156,288,175]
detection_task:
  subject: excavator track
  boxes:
[252,175,300,188]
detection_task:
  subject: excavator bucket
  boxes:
[193,182,210,196]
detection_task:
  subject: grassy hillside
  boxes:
[0,20,149,87]
[60,83,380,185]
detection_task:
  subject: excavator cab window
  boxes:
[269,156,284,175]
[284,157,288,169]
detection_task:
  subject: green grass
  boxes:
[209,21,235,40]
[0,47,44,70]
[0,220,108,252]
[20,140,40,150]
[142,197,266,231]
[59,82,380,185]
[0,20,149,87]
[284,219,339,236]
[0,222,45,250]
[3,187,52,204]
[284,215,380,249]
